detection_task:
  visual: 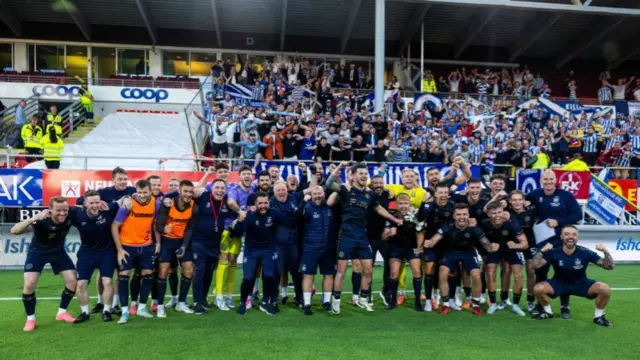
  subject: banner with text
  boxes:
[0,169,43,207]
[586,175,627,225]
[41,170,239,204]
[608,179,638,211]
[257,161,481,190]
[0,83,201,105]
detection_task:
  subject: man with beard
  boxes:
[299,186,339,315]
[532,226,614,327]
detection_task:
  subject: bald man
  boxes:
[525,170,582,320]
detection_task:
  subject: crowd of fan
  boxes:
[199,56,640,181]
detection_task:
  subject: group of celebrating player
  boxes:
[14,158,616,332]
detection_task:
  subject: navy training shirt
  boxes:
[452,194,489,221]
[192,192,232,247]
[418,200,455,237]
[240,209,297,252]
[338,185,379,234]
[71,202,119,251]
[543,246,602,284]
[480,218,524,252]
[76,186,136,206]
[525,188,582,237]
[438,222,486,252]
[29,214,75,254]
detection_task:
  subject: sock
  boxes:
[252,278,260,295]
[81,305,89,314]
[240,279,253,303]
[389,279,399,304]
[226,264,237,295]
[472,297,481,308]
[543,304,552,314]
[169,272,179,297]
[22,293,36,317]
[513,292,522,305]
[139,303,147,310]
[140,274,153,304]
[117,276,129,307]
[104,304,111,313]
[360,289,370,300]
[463,286,472,299]
[216,261,229,296]
[57,308,67,315]
[489,291,497,304]
[179,275,192,303]
[59,287,75,310]
[151,275,159,301]
[131,301,137,306]
[594,308,604,318]
[413,277,422,307]
[122,306,129,313]
[441,295,450,304]
[424,275,434,300]
[322,292,331,303]
[263,277,276,304]
[303,292,312,306]
[280,286,288,299]
[97,294,103,304]
[332,291,342,300]
[398,263,407,292]
[501,291,509,302]
[527,294,535,303]
[130,274,141,302]
[351,272,362,296]
[560,294,570,309]
[157,278,167,305]
[448,277,456,298]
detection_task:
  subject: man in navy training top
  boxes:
[532,225,614,327]
[424,203,498,316]
[299,185,339,315]
[71,190,124,324]
[12,196,78,332]
[325,162,402,314]
[232,192,304,316]
[79,167,136,315]
[526,170,582,319]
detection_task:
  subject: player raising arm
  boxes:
[12,197,78,332]
[532,225,614,327]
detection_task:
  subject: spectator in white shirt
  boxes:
[605,77,636,100]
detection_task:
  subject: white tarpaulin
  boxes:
[26,113,199,171]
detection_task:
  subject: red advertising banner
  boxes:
[608,179,638,211]
[42,170,239,204]
[552,170,590,200]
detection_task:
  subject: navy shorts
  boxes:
[486,251,525,266]
[337,237,373,260]
[76,247,116,281]
[523,245,538,260]
[120,244,155,271]
[423,248,437,262]
[299,249,336,276]
[390,245,420,261]
[243,249,277,280]
[441,250,480,274]
[159,238,193,264]
[24,249,75,275]
[547,278,597,299]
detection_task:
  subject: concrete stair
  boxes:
[65,117,102,144]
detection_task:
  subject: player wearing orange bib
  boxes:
[111,180,160,324]
[154,180,199,318]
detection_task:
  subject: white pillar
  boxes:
[13,42,28,72]
[374,0,385,112]
[420,22,424,93]
[87,46,92,83]
[148,49,163,77]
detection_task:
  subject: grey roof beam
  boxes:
[341,0,363,53]
[134,0,157,45]
[0,0,21,36]
[509,13,561,61]
[211,0,223,48]
[454,7,498,59]
[280,0,288,51]
[397,3,431,55]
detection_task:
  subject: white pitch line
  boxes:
[0,288,639,301]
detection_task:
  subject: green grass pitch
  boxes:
[0,265,638,360]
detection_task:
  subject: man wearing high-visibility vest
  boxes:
[422,71,437,93]
[46,105,63,136]
[40,127,64,169]
[79,84,94,122]
[21,116,43,163]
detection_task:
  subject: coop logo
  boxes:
[32,85,80,100]
[121,88,169,103]
[616,238,640,251]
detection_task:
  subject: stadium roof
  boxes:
[1,0,640,69]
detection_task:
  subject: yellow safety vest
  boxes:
[47,113,62,124]
[41,136,64,161]
[422,79,437,93]
[80,89,93,105]
[46,122,63,136]
[532,153,550,169]
[21,125,43,149]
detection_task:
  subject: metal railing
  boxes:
[0,95,40,147]
[183,75,212,171]
[0,74,199,89]
[59,101,87,138]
